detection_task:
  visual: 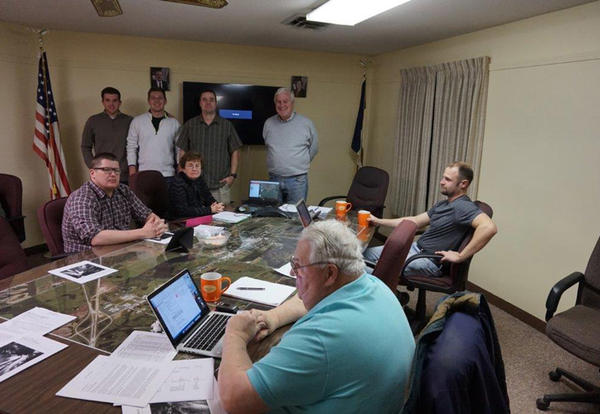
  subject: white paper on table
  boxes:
[193,225,225,238]
[150,358,214,403]
[212,211,251,224]
[56,355,171,407]
[0,307,76,336]
[279,204,332,218]
[48,260,118,285]
[111,331,176,362]
[144,232,174,245]
[224,276,296,306]
[273,262,295,279]
[122,376,226,414]
[0,333,67,383]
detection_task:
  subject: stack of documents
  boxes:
[212,211,251,223]
[0,307,74,383]
[56,330,226,413]
[225,276,296,306]
[278,204,332,217]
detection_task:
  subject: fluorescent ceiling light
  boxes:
[306,0,412,26]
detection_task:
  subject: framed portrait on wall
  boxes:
[150,67,170,91]
[291,75,308,98]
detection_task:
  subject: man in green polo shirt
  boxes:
[176,89,242,205]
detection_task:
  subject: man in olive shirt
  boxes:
[176,89,242,205]
[81,87,132,184]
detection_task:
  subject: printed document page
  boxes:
[112,331,176,362]
[0,307,76,336]
[56,355,171,407]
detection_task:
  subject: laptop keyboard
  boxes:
[184,313,231,351]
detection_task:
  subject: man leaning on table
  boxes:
[62,153,168,254]
[219,219,415,414]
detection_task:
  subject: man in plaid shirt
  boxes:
[62,153,168,253]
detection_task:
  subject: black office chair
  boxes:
[536,234,600,411]
[318,166,389,218]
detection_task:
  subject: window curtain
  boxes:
[390,56,490,217]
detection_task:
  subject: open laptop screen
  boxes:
[148,270,209,344]
[249,180,281,203]
[296,199,312,228]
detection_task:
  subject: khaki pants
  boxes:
[210,185,231,205]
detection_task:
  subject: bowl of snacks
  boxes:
[195,228,230,249]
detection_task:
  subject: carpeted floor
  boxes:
[408,289,600,413]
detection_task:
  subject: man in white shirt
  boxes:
[126,88,180,186]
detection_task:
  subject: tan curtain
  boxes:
[390,67,436,216]
[391,56,490,216]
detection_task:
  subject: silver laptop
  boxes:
[295,199,320,227]
[147,269,233,358]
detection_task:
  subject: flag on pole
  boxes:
[351,78,366,154]
[33,51,71,199]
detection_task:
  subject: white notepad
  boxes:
[224,277,296,307]
[212,212,251,223]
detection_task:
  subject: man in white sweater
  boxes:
[127,87,180,186]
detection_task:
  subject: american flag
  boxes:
[33,51,71,199]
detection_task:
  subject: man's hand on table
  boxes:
[225,311,263,344]
[142,214,169,238]
[251,309,280,341]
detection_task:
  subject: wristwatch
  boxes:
[229,173,237,179]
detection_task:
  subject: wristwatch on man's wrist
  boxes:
[229,173,237,179]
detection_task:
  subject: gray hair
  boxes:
[300,220,365,278]
[274,87,295,103]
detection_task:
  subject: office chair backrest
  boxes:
[130,170,169,218]
[0,173,26,242]
[0,216,27,279]
[372,220,417,293]
[347,166,389,218]
[37,197,67,257]
[581,235,600,308]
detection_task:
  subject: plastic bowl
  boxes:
[196,229,230,248]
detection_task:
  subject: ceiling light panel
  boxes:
[307,0,412,26]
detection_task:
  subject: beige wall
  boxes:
[0,23,364,248]
[367,1,600,320]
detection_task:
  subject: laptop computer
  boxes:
[147,269,233,358]
[245,180,282,207]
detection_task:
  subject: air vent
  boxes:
[283,16,330,30]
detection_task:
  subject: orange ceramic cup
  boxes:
[335,200,352,220]
[200,272,231,302]
[357,210,371,227]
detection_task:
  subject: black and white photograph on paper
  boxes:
[290,75,308,98]
[0,342,42,376]
[48,260,118,284]
[149,400,211,414]
[0,335,66,383]
[151,67,170,91]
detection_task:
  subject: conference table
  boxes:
[0,214,373,413]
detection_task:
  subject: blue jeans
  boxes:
[269,173,308,204]
[364,242,443,277]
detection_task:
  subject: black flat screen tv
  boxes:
[182,82,280,145]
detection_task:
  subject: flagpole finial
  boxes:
[37,28,48,51]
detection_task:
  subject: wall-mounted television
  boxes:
[182,81,280,145]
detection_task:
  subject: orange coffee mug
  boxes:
[357,210,371,227]
[335,200,352,219]
[200,272,231,302]
[357,224,369,242]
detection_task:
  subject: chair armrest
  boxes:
[318,196,346,207]
[545,271,584,321]
[402,253,442,268]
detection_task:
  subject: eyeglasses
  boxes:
[185,162,202,169]
[93,167,121,175]
[289,256,332,273]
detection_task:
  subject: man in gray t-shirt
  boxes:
[364,162,497,277]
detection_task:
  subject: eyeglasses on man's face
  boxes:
[93,167,121,175]
[289,256,332,273]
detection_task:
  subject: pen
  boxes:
[237,287,265,290]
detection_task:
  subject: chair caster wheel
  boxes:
[536,398,549,410]
[549,370,561,382]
